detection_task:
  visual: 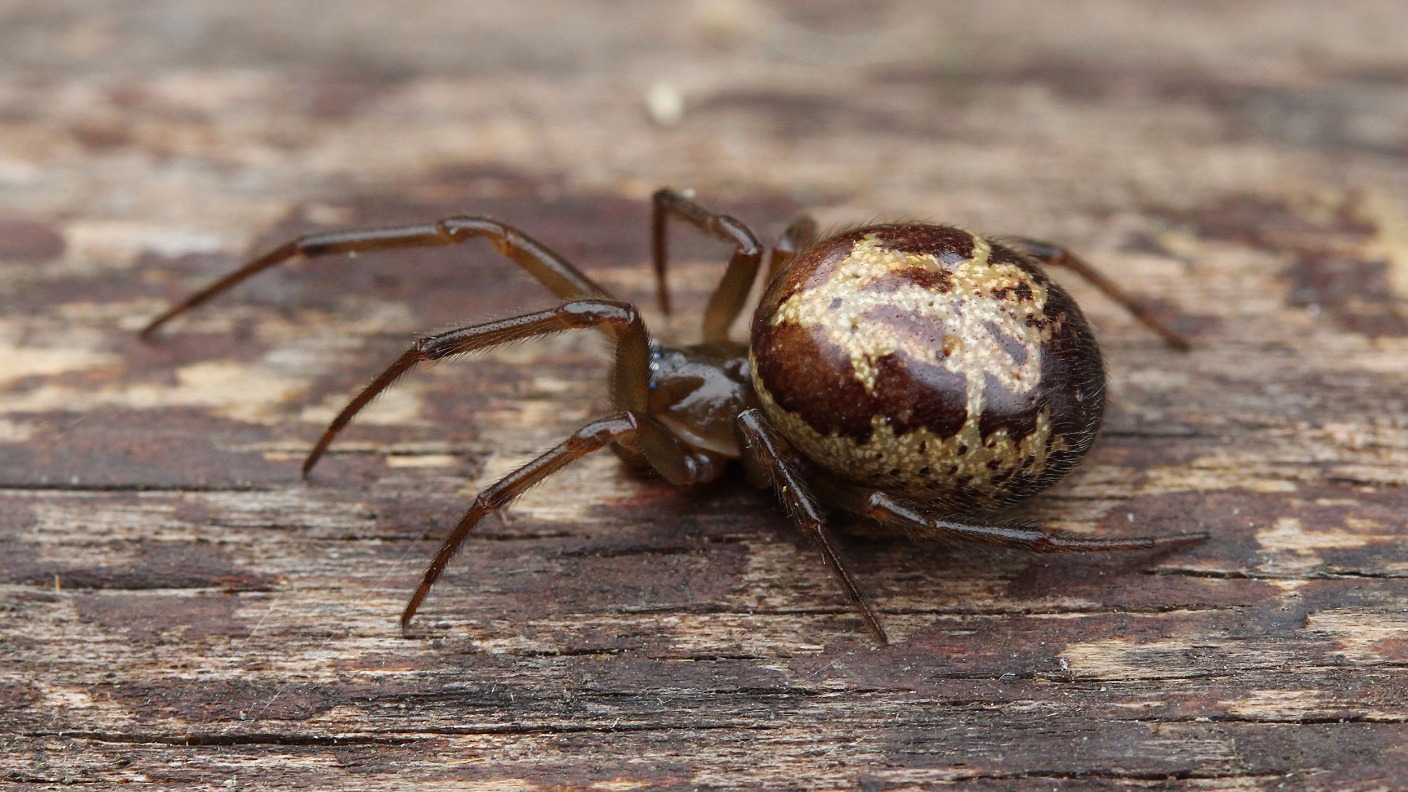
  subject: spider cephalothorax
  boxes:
[144,188,1205,643]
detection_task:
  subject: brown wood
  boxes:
[4,1,1408,788]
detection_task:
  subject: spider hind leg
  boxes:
[828,485,1208,554]
[1004,236,1190,351]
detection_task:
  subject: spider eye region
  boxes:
[748,225,1105,513]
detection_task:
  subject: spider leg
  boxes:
[401,409,709,628]
[824,483,1208,553]
[651,188,764,342]
[734,408,889,644]
[302,298,651,476]
[1004,237,1190,351]
[141,217,612,338]
[767,214,818,282]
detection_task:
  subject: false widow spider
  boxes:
[143,188,1206,643]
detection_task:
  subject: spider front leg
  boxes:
[651,188,764,341]
[301,298,652,476]
[141,217,612,337]
[734,408,889,644]
[403,409,715,629]
[826,484,1209,553]
[1004,236,1190,351]
[360,300,719,627]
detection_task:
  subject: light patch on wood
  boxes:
[174,361,309,423]
[656,612,852,657]
[514,394,596,426]
[64,220,224,266]
[1252,517,1374,575]
[456,613,835,658]
[23,491,378,572]
[0,418,37,442]
[299,386,427,427]
[1269,578,1312,596]
[385,454,461,468]
[0,344,117,386]
[440,781,548,792]
[36,682,100,713]
[191,489,376,533]
[1141,460,1300,494]
[470,398,597,452]
[1153,229,1205,264]
[1057,638,1147,680]
[644,80,684,127]
[0,360,310,424]
[737,540,817,613]
[1307,608,1408,663]
[465,451,625,523]
[1255,517,1371,551]
[1311,422,1408,486]
[0,155,41,184]
[1059,634,1256,681]
[1223,689,1327,721]
[1357,189,1408,299]
[592,779,652,792]
[1318,421,1408,450]
[29,499,188,550]
[302,202,358,227]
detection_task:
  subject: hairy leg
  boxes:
[826,484,1208,552]
[401,409,711,628]
[143,217,611,337]
[1005,236,1190,350]
[651,188,764,342]
[735,408,888,643]
[301,298,650,476]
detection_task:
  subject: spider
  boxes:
[143,188,1207,644]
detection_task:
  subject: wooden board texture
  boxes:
[4,1,1408,789]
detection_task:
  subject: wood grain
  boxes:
[3,1,1408,788]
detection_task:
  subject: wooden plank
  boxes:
[3,1,1408,788]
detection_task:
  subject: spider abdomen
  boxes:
[749,224,1106,513]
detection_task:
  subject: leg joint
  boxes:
[577,411,639,447]
[438,216,505,243]
[713,215,762,255]
[561,299,639,330]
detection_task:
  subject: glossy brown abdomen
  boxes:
[749,224,1105,514]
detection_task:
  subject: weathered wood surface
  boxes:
[4,1,1408,788]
